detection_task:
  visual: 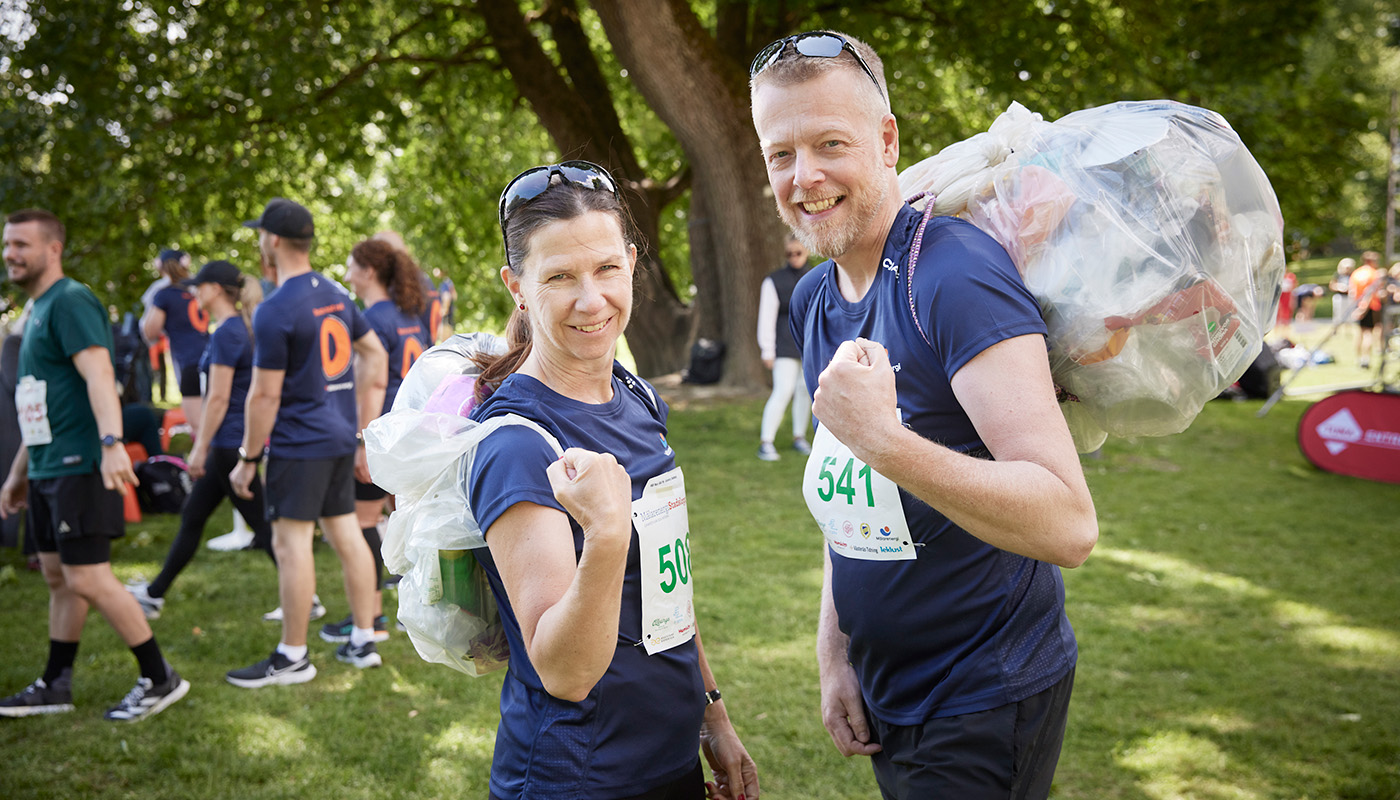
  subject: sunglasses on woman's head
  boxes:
[497,160,620,236]
[749,32,884,98]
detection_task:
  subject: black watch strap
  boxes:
[238,446,265,463]
[705,688,722,705]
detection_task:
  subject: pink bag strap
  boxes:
[903,193,939,354]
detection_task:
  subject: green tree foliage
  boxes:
[2,0,1395,377]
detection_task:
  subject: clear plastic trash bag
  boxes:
[900,100,1285,450]
[364,333,561,675]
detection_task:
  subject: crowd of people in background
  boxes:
[1277,249,1400,373]
[0,201,456,718]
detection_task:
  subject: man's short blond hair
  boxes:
[749,30,890,119]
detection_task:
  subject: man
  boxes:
[750,32,1098,798]
[0,209,190,721]
[226,198,389,687]
[756,233,813,461]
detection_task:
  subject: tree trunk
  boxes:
[592,0,786,390]
[478,0,692,378]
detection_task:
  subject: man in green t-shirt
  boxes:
[0,208,190,722]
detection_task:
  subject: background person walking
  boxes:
[225,198,388,687]
[0,209,189,722]
[125,260,277,619]
[756,234,813,462]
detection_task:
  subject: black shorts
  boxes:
[868,668,1075,800]
[265,454,356,521]
[27,472,125,565]
[177,361,202,398]
[354,479,387,502]
[1359,306,1381,329]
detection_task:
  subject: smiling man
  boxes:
[0,208,190,722]
[750,32,1099,799]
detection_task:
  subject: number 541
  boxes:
[816,456,874,506]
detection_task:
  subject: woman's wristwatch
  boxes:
[238,445,265,463]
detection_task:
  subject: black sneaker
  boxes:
[335,640,382,669]
[318,614,389,643]
[226,650,317,688]
[0,669,74,717]
[104,666,190,722]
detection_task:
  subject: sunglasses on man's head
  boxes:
[750,32,884,98]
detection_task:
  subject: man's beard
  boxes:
[780,177,888,260]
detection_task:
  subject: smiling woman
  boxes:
[461,161,761,800]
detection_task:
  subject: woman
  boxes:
[321,238,430,643]
[141,249,210,438]
[467,161,760,800]
[126,260,277,618]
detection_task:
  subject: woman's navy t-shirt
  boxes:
[198,316,253,450]
[362,299,427,414]
[467,367,704,800]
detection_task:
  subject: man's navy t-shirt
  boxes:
[790,204,1077,726]
[252,271,368,459]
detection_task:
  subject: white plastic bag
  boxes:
[365,333,562,676]
[900,100,1285,450]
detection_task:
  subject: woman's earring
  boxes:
[518,302,526,311]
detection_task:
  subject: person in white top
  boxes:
[756,234,813,461]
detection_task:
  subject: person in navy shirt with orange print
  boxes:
[317,237,429,644]
[141,249,210,437]
[224,198,389,688]
[126,259,278,621]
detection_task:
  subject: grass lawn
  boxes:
[0,391,1396,799]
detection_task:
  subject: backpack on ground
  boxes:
[134,455,191,514]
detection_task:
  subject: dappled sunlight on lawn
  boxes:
[1095,547,1400,670]
[1272,599,1400,668]
[736,634,812,666]
[231,712,319,759]
[428,721,496,760]
[1095,548,1269,600]
[1118,730,1264,800]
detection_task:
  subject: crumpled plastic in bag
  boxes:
[365,333,562,676]
[900,100,1285,450]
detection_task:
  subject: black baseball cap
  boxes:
[183,259,245,289]
[242,197,315,238]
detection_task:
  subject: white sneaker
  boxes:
[125,580,165,620]
[207,529,255,552]
[263,595,326,622]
